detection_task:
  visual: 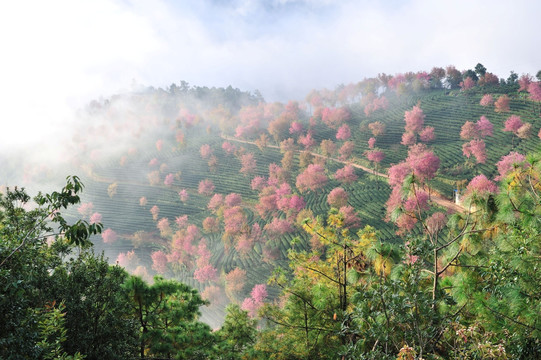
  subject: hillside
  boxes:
[47,70,541,327]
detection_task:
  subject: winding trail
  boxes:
[221,134,464,213]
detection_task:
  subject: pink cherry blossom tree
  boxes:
[194,264,218,283]
[336,124,351,141]
[338,141,355,160]
[289,121,303,134]
[419,126,435,142]
[198,179,215,196]
[334,165,358,184]
[464,174,498,198]
[150,205,160,221]
[225,193,242,208]
[164,173,174,186]
[462,139,487,164]
[222,141,236,155]
[479,94,494,106]
[89,212,102,224]
[327,187,349,208]
[368,137,376,149]
[495,152,526,180]
[139,197,147,206]
[240,153,257,176]
[77,202,94,218]
[295,164,328,192]
[338,205,361,229]
[476,116,493,137]
[404,104,425,134]
[504,115,523,133]
[151,251,168,274]
[101,228,118,244]
[494,95,510,113]
[200,144,213,159]
[178,189,189,203]
[157,218,172,237]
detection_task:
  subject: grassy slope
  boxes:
[76,84,541,325]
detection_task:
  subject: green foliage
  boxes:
[51,250,139,360]
[0,178,101,359]
[123,275,214,359]
[37,302,85,360]
[214,304,257,359]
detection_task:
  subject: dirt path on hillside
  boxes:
[221,134,464,213]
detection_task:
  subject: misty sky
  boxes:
[1,0,540,150]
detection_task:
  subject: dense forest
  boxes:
[2,64,541,359]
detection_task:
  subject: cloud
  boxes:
[0,0,540,155]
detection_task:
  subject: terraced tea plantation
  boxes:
[71,83,541,326]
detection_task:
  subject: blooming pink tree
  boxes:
[321,107,351,129]
[222,141,236,155]
[89,212,102,224]
[175,215,188,229]
[404,104,425,134]
[476,116,493,137]
[240,153,257,176]
[518,74,532,92]
[235,234,254,257]
[298,133,316,150]
[405,144,440,182]
[479,94,494,106]
[223,206,247,238]
[241,284,268,318]
[101,228,118,244]
[504,115,522,132]
[462,139,487,164]
[368,137,376,149]
[225,193,242,208]
[151,251,168,274]
[116,250,139,271]
[464,174,498,198]
[401,132,416,146]
[334,165,358,184]
[327,187,349,208]
[251,176,266,191]
[157,218,172,237]
[295,164,328,192]
[460,77,476,90]
[336,124,351,141]
[194,264,218,283]
[200,144,213,159]
[419,126,435,142]
[264,218,294,238]
[164,173,174,186]
[139,197,147,206]
[156,139,163,151]
[338,205,361,229]
[148,158,159,167]
[365,150,385,165]
[150,205,160,221]
[338,141,355,160]
[207,194,224,213]
[289,121,303,134]
[528,82,541,102]
[198,179,215,196]
[494,95,510,113]
[77,202,94,218]
[225,267,247,294]
[178,189,189,203]
[495,152,526,180]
